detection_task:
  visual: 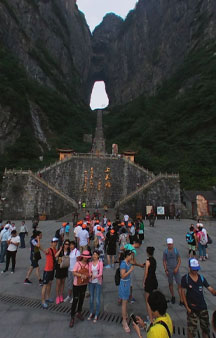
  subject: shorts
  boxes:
[167,270,181,285]
[67,271,74,290]
[30,258,39,269]
[119,279,131,300]
[42,270,54,285]
[188,244,196,251]
[187,309,210,337]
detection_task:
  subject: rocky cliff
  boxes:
[90,0,216,106]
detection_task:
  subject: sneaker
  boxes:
[46,298,54,303]
[1,269,8,273]
[39,279,43,286]
[87,313,93,320]
[59,295,64,303]
[11,270,14,274]
[56,296,60,305]
[171,296,175,304]
[41,302,48,309]
[129,297,136,304]
[64,295,71,303]
[24,278,32,285]
[105,265,111,268]
[69,297,73,304]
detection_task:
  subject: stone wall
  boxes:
[2,172,75,220]
[41,156,152,208]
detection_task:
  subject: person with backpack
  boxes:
[196,223,208,261]
[132,291,173,338]
[181,258,216,338]
[163,238,183,305]
[186,225,197,257]
[88,249,103,323]
[41,237,58,309]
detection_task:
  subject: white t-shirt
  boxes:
[69,248,80,271]
[124,214,129,222]
[91,263,99,283]
[74,226,82,237]
[78,229,89,246]
[93,225,99,235]
[8,236,20,251]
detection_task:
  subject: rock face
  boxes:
[90,0,216,106]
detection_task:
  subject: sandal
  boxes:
[93,316,98,323]
[122,321,130,333]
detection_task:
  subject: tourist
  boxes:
[186,225,197,257]
[24,230,43,285]
[105,229,118,268]
[88,250,103,323]
[64,241,80,303]
[123,213,129,226]
[19,220,28,248]
[55,239,70,304]
[196,223,208,261]
[74,221,82,247]
[212,311,216,332]
[41,237,58,309]
[69,250,91,328]
[65,222,70,240]
[143,247,158,324]
[119,228,129,248]
[128,222,136,244]
[78,223,90,253]
[119,250,134,333]
[2,229,20,273]
[163,238,183,305]
[0,224,10,263]
[132,291,173,337]
[181,258,216,338]
[138,219,144,242]
[9,222,16,233]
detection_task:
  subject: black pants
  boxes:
[19,232,26,248]
[5,250,17,271]
[70,284,87,318]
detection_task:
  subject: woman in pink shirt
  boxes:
[88,250,103,323]
[69,250,91,328]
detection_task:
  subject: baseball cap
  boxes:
[189,258,200,271]
[62,222,67,227]
[121,222,125,226]
[52,237,59,242]
[167,238,173,244]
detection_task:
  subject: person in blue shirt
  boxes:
[181,258,216,338]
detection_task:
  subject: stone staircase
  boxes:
[57,208,124,222]
[115,173,179,209]
[91,109,106,154]
[29,172,78,209]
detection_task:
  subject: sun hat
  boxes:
[189,258,200,271]
[167,238,173,244]
[81,250,91,259]
[52,237,59,242]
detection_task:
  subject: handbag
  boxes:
[60,255,70,269]
[207,234,213,244]
[77,263,89,286]
[34,250,41,261]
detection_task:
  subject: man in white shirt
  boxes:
[0,225,10,263]
[2,230,20,273]
[64,241,80,303]
[78,224,89,252]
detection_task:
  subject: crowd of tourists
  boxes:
[0,214,216,337]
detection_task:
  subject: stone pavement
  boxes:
[0,218,216,338]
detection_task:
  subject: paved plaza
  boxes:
[0,218,216,338]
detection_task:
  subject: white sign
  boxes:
[157,206,165,215]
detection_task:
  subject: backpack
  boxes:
[199,231,207,245]
[115,267,121,286]
[165,248,178,256]
[186,232,194,244]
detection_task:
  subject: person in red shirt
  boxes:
[41,237,58,309]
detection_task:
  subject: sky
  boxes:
[77,0,138,110]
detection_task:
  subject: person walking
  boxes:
[78,223,89,253]
[24,230,43,285]
[143,247,158,324]
[41,237,58,309]
[64,241,80,303]
[186,225,197,258]
[69,250,91,328]
[65,223,70,240]
[181,258,216,338]
[0,224,10,263]
[55,239,70,304]
[138,219,145,242]
[88,250,103,323]
[163,238,183,305]
[19,220,28,248]
[2,230,20,273]
[105,229,118,268]
[119,250,134,333]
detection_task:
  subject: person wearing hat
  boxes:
[78,223,89,253]
[163,238,183,305]
[69,250,91,328]
[196,223,208,261]
[74,221,82,247]
[105,229,118,268]
[181,258,216,338]
[64,222,70,240]
[41,237,58,309]
[0,224,10,263]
